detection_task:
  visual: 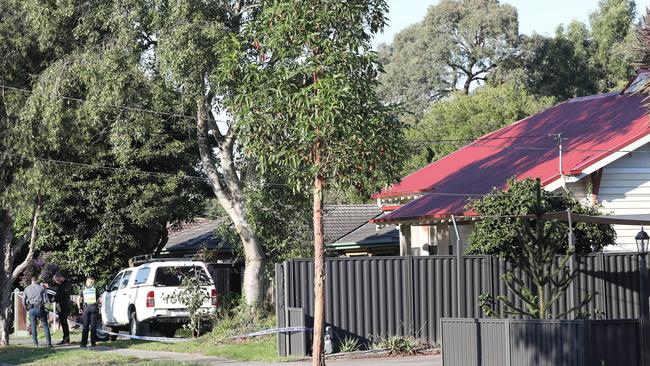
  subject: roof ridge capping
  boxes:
[565,91,620,104]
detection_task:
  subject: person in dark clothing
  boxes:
[76,275,101,347]
[53,273,72,344]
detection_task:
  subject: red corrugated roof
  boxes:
[373,91,650,223]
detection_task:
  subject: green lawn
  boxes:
[0,346,200,366]
[110,334,288,362]
[7,328,291,363]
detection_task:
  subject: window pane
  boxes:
[153,266,211,287]
[134,268,150,285]
[119,270,132,289]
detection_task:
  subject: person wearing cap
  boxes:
[76,275,101,347]
[23,276,52,347]
[52,273,72,344]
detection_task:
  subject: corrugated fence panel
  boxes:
[463,256,490,318]
[275,263,287,357]
[286,307,307,357]
[412,256,457,343]
[588,319,641,365]
[574,255,600,316]
[441,318,640,366]
[603,253,640,319]
[326,257,411,341]
[440,318,480,366]
[478,320,508,366]
[277,252,649,355]
[508,320,584,366]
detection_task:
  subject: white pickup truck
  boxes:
[100,259,217,337]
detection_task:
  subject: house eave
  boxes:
[544,132,650,192]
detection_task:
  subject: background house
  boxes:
[373,72,650,255]
[157,219,242,295]
[324,205,399,256]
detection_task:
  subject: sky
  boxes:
[373,0,650,47]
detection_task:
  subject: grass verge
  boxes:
[111,334,286,362]
[0,345,199,366]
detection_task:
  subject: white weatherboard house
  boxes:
[372,72,650,254]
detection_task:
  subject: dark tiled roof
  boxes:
[332,214,398,246]
[163,219,230,253]
[323,204,382,244]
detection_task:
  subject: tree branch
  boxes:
[11,204,40,282]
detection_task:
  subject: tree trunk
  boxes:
[0,204,40,346]
[0,211,14,346]
[462,74,473,94]
[311,173,325,366]
[0,282,12,346]
[196,100,266,306]
[239,221,265,306]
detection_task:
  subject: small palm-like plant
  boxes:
[372,335,422,355]
[338,336,360,353]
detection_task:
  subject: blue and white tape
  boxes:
[16,291,307,343]
[230,326,312,339]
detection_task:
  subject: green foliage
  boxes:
[245,181,313,263]
[378,0,519,121]
[237,0,405,195]
[209,299,275,340]
[338,336,361,353]
[371,335,423,355]
[206,180,313,265]
[376,25,448,125]
[19,254,60,288]
[589,0,638,91]
[0,0,207,287]
[480,180,593,319]
[493,0,638,99]
[635,8,650,76]
[378,0,518,124]
[404,84,553,173]
[423,0,519,94]
[467,178,616,259]
[163,267,214,337]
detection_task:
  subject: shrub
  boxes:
[208,297,276,340]
[338,336,360,353]
[371,335,423,355]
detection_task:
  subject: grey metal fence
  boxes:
[441,318,641,366]
[275,253,643,355]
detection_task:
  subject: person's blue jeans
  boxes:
[28,307,51,346]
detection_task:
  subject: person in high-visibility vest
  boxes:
[76,275,101,347]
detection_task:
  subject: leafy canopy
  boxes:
[237,0,405,193]
[480,180,592,319]
[467,177,616,260]
[404,84,553,174]
[1,0,206,286]
[377,0,519,123]
[493,0,638,99]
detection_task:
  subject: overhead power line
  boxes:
[0,84,200,121]
[0,150,291,188]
